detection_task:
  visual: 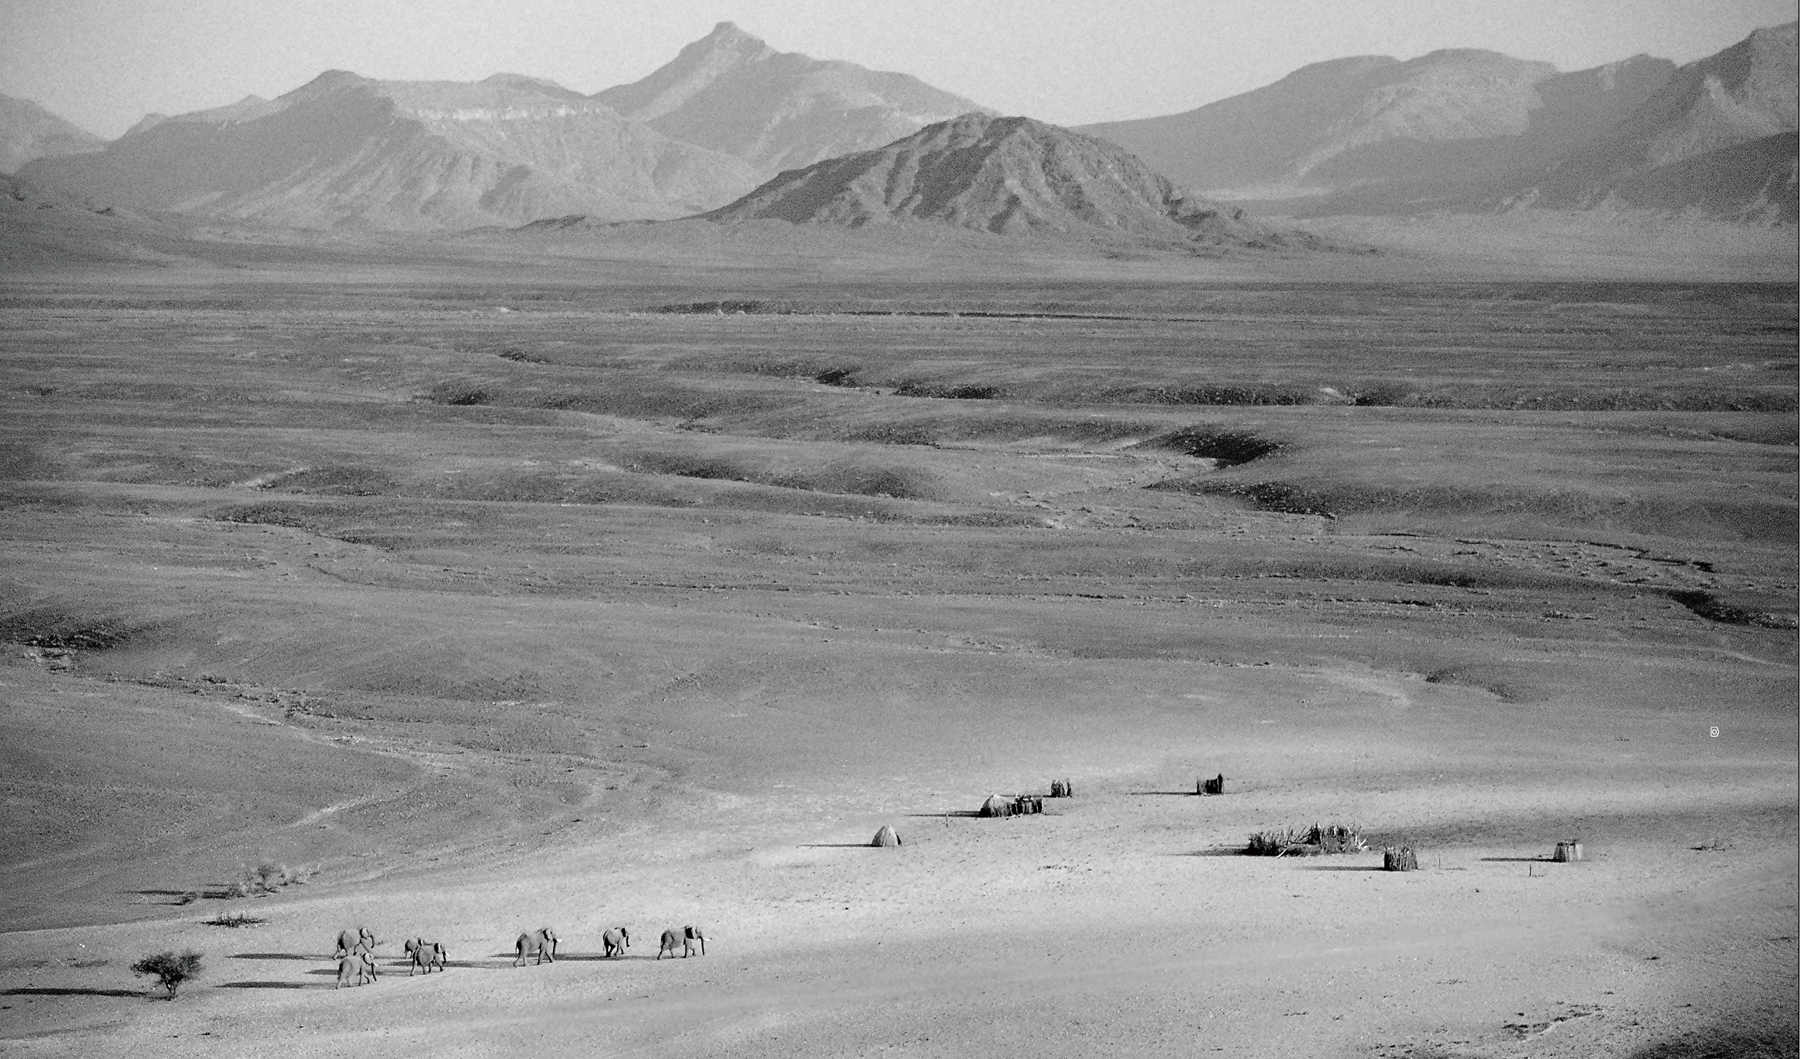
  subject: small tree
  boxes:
[132,950,202,998]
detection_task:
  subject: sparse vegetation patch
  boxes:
[1246,822,1368,856]
[204,912,266,927]
[222,861,313,898]
[893,381,1003,400]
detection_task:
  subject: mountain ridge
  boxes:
[1077,22,1795,223]
[18,70,760,230]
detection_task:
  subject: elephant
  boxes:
[335,951,377,989]
[602,927,630,957]
[334,927,376,959]
[658,926,704,959]
[404,937,447,975]
[514,927,557,966]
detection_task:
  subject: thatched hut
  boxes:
[1199,773,1225,796]
[1552,839,1584,862]
[979,794,1013,818]
[870,825,902,848]
[1049,779,1074,798]
[1383,846,1419,871]
[1011,795,1043,816]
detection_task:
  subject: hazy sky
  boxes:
[2,0,1793,138]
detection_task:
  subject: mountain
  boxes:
[1077,24,1795,223]
[704,113,1290,249]
[0,94,105,174]
[597,21,991,178]
[18,71,760,230]
[1509,22,1798,221]
[1077,50,1572,198]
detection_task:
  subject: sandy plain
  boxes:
[0,221,1795,1058]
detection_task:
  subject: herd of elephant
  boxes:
[331,925,705,988]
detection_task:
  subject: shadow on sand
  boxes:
[217,981,319,990]
[2,987,145,998]
[905,810,982,819]
[798,842,878,848]
[1479,856,1553,863]
[231,953,324,961]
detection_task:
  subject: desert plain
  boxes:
[0,222,1795,1059]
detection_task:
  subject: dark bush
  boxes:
[132,951,201,998]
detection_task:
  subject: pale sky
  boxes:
[1,0,1793,139]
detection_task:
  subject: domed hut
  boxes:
[979,794,1013,818]
[871,825,902,847]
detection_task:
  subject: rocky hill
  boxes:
[704,113,1289,248]
[0,94,105,174]
[18,71,760,230]
[597,22,990,178]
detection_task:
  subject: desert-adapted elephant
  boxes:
[404,937,447,974]
[602,927,630,957]
[658,926,704,959]
[514,927,557,966]
[335,951,377,988]
[334,927,376,959]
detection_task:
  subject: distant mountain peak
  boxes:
[595,23,990,177]
[0,93,105,174]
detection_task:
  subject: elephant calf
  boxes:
[514,927,557,966]
[404,937,448,975]
[602,927,630,958]
[658,926,705,959]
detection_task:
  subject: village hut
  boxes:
[979,794,1013,818]
[1552,839,1584,862]
[1200,773,1226,796]
[871,825,902,847]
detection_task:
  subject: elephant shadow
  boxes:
[217,981,321,989]
[556,953,649,962]
[231,953,326,961]
[2,987,145,998]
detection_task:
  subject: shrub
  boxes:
[223,861,313,898]
[1246,822,1367,856]
[132,950,201,998]
[204,912,265,928]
